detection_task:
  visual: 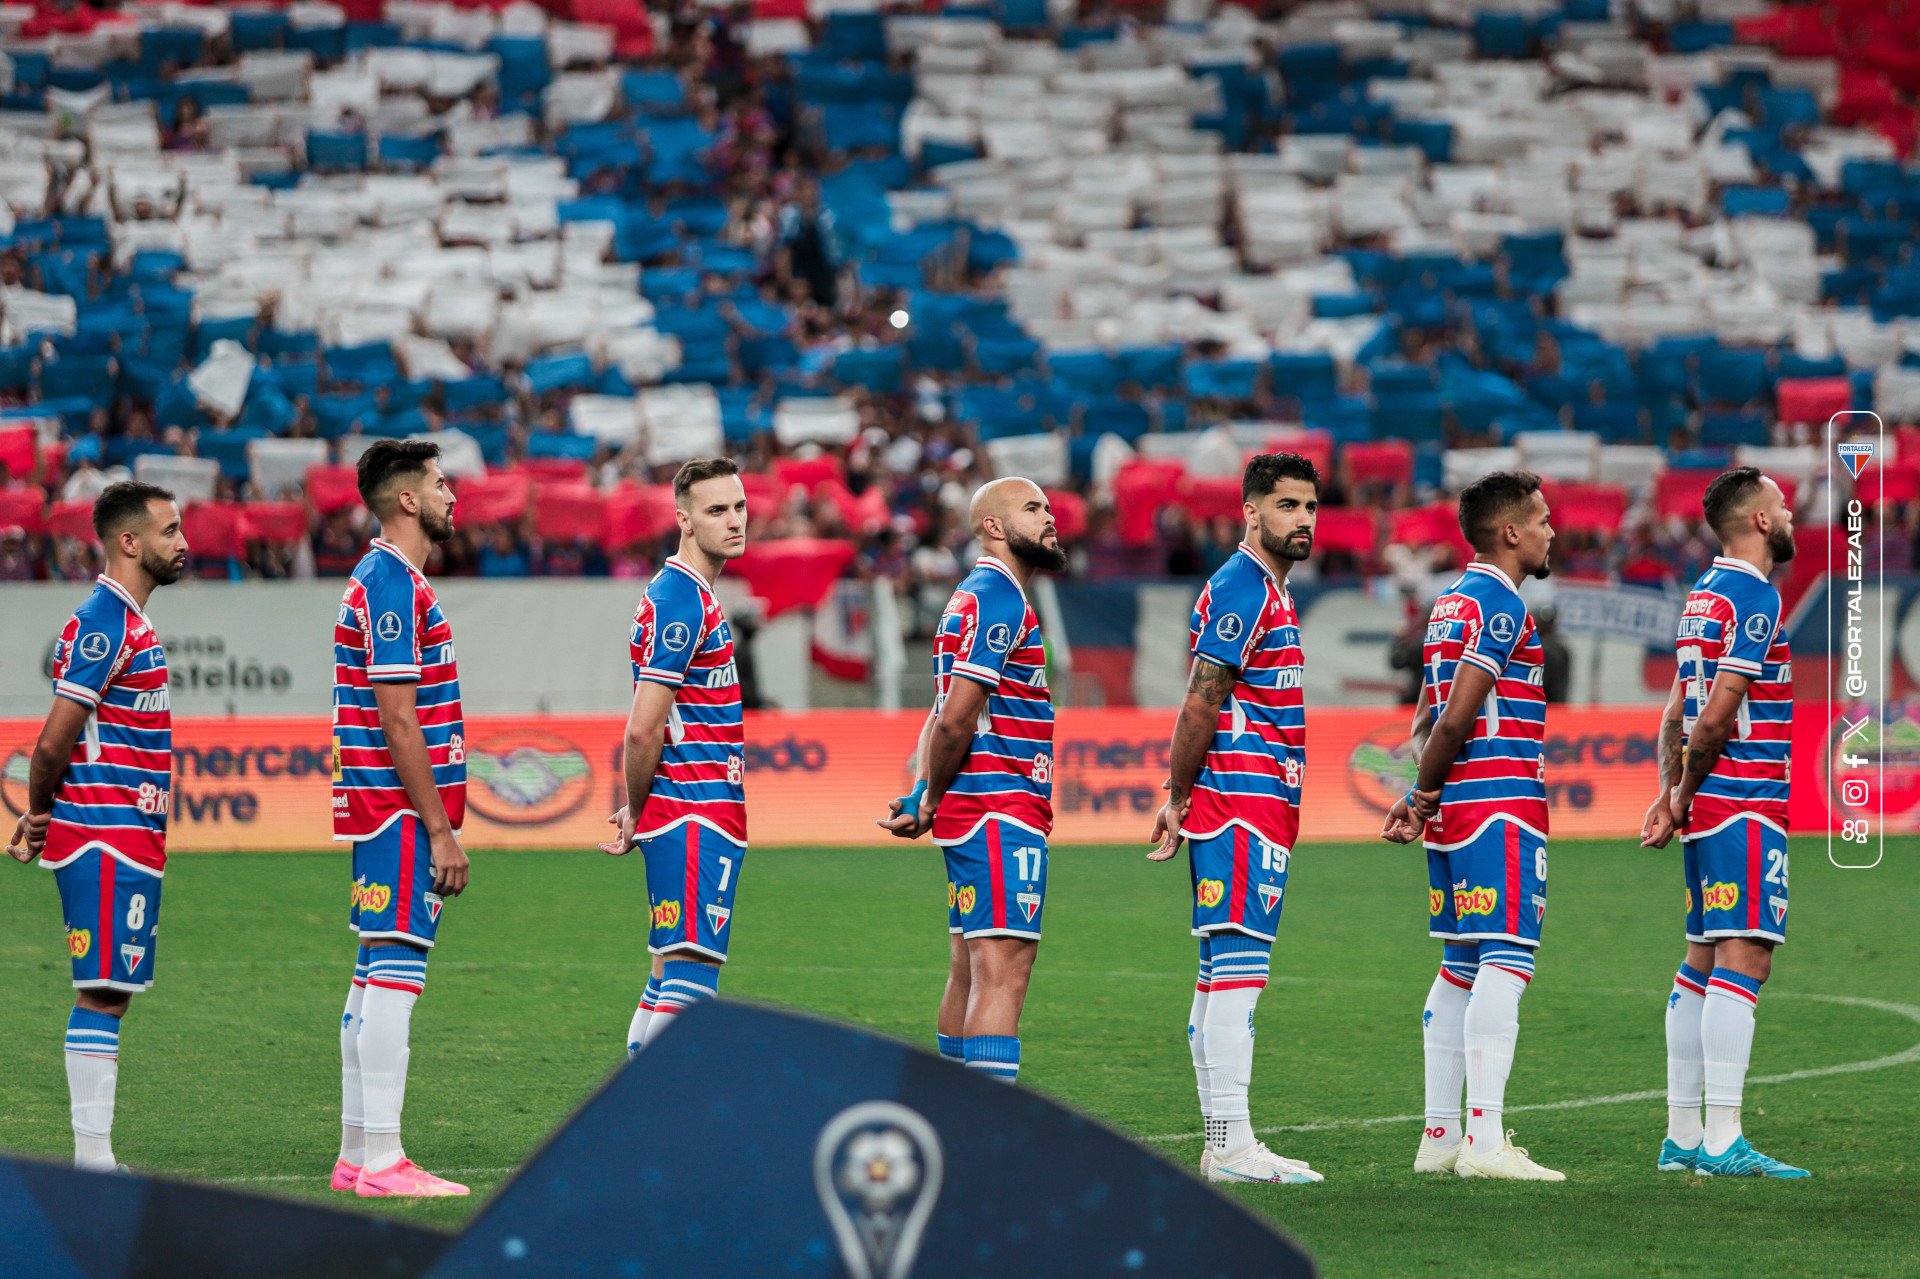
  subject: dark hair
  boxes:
[673,456,741,506]
[1457,470,1543,551]
[356,439,440,513]
[1702,466,1766,540]
[1243,452,1321,503]
[93,480,175,539]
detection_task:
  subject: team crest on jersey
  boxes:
[1016,892,1040,922]
[1837,438,1874,479]
[1744,613,1773,644]
[707,904,731,932]
[121,943,146,974]
[651,899,682,930]
[1216,614,1243,642]
[77,632,110,662]
[425,892,444,923]
[1487,612,1516,645]
[1702,881,1739,912]
[1257,884,1283,913]
[1769,895,1787,926]
[1196,879,1225,908]
[67,928,91,959]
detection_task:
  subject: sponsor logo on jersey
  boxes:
[67,927,91,959]
[707,904,731,932]
[1702,881,1740,912]
[1769,895,1787,926]
[465,731,592,825]
[121,943,146,974]
[1429,887,1445,916]
[1196,878,1225,908]
[375,611,404,643]
[350,880,393,914]
[662,621,692,652]
[1216,614,1243,642]
[1486,612,1516,645]
[984,623,1011,653]
[1453,885,1499,917]
[651,899,682,931]
[1016,891,1040,922]
[77,632,111,662]
[955,885,977,915]
[1257,883,1283,913]
[425,892,444,923]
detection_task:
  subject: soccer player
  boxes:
[330,440,471,1198]
[1148,453,1322,1186]
[1382,471,1562,1181]
[878,477,1064,1085]
[601,458,748,1054]
[7,482,185,1173]
[1639,467,1807,1178]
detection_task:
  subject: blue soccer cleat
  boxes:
[1657,1139,1700,1172]
[1693,1136,1811,1178]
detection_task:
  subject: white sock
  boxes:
[340,980,367,1165]
[1665,966,1707,1148]
[358,983,418,1173]
[1463,965,1528,1151]
[1422,969,1470,1148]
[64,1008,122,1173]
[1187,982,1211,1126]
[1701,972,1760,1156]
[1201,983,1261,1154]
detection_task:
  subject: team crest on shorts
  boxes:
[1532,893,1547,923]
[707,904,732,932]
[1257,884,1282,913]
[1769,895,1787,926]
[120,943,146,974]
[1016,892,1040,922]
[425,892,444,923]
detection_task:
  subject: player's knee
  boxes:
[76,990,130,1015]
[1717,939,1772,985]
[968,937,1037,989]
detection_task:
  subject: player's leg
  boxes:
[627,967,661,1058]
[936,868,969,1062]
[960,935,1035,1080]
[1187,935,1213,1153]
[1691,820,1804,1177]
[66,988,129,1172]
[56,847,159,1173]
[1659,838,1714,1170]
[334,945,370,1189]
[638,822,737,1046]
[950,818,1045,1081]
[1416,841,1472,1173]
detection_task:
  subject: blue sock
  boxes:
[641,976,662,1012]
[65,1007,121,1060]
[936,1033,965,1062]
[1477,941,1536,984]
[963,1035,1020,1082]
[656,960,720,1015]
[364,945,428,995]
[1441,942,1480,990]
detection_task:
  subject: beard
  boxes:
[1008,529,1068,572]
[421,504,455,544]
[1261,526,1313,562]
[1530,558,1552,580]
[1769,524,1795,563]
[142,546,183,585]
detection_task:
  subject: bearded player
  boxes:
[602,458,748,1054]
[1640,467,1807,1178]
[1383,471,1562,1181]
[879,477,1064,1085]
[1149,453,1322,1185]
[330,440,471,1198]
[8,482,185,1173]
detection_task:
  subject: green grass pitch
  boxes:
[2,838,1915,1276]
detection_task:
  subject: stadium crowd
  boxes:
[1,0,1918,613]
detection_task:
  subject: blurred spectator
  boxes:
[1535,604,1571,705]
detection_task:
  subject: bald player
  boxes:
[880,478,1066,1083]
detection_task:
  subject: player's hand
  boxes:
[877,785,931,839]
[1668,789,1691,835]
[599,806,636,856]
[1380,796,1421,845]
[1640,793,1677,848]
[1147,787,1187,862]
[7,812,45,864]
[429,828,470,897]
[1409,788,1440,822]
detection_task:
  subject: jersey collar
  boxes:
[370,538,422,577]
[1235,542,1291,607]
[664,554,713,590]
[976,552,1027,602]
[1711,555,1768,582]
[1465,560,1519,593]
[94,574,145,618]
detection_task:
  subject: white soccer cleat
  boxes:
[1453,1131,1565,1182]
[1206,1142,1322,1185]
[1414,1134,1462,1174]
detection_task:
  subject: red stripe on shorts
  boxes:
[987,821,1006,929]
[1505,823,1520,937]
[397,814,414,934]
[684,822,700,943]
[1229,827,1248,927]
[1747,821,1761,931]
[99,853,114,982]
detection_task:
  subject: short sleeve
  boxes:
[1719,588,1779,676]
[632,580,704,687]
[51,613,123,708]
[1460,597,1524,678]
[949,583,1025,688]
[363,568,422,682]
[1191,578,1260,672]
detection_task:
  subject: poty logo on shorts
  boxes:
[77,632,111,662]
[1744,613,1773,644]
[1453,885,1498,917]
[1429,887,1445,916]
[1837,438,1874,479]
[66,927,91,959]
[651,899,682,930]
[1216,614,1243,643]
[350,881,393,913]
[984,623,1011,653]
[1196,878,1225,908]
[375,612,404,642]
[955,885,977,915]
[661,621,692,652]
[1702,881,1740,912]
[1487,613,1516,645]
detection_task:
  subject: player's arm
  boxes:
[920,674,990,824]
[1409,680,1432,757]
[1669,670,1752,830]
[603,679,676,854]
[1383,660,1493,844]
[878,707,938,835]
[7,697,90,863]
[1148,657,1235,861]
[372,680,468,896]
[1641,674,1686,848]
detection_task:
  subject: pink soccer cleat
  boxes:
[353,1158,470,1198]
[330,1160,362,1191]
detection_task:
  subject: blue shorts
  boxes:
[1427,819,1547,947]
[53,849,162,992]
[941,817,1047,940]
[641,820,744,962]
[349,815,445,949]
[1188,825,1290,942]
[1685,817,1788,944]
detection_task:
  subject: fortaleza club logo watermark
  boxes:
[1830,411,1886,869]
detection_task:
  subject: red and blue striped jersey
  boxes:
[631,556,745,846]
[1420,562,1548,848]
[332,540,466,842]
[1183,544,1305,853]
[43,576,172,873]
[930,554,1053,845]
[1677,556,1791,838]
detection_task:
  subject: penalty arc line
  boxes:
[1141,994,1920,1144]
